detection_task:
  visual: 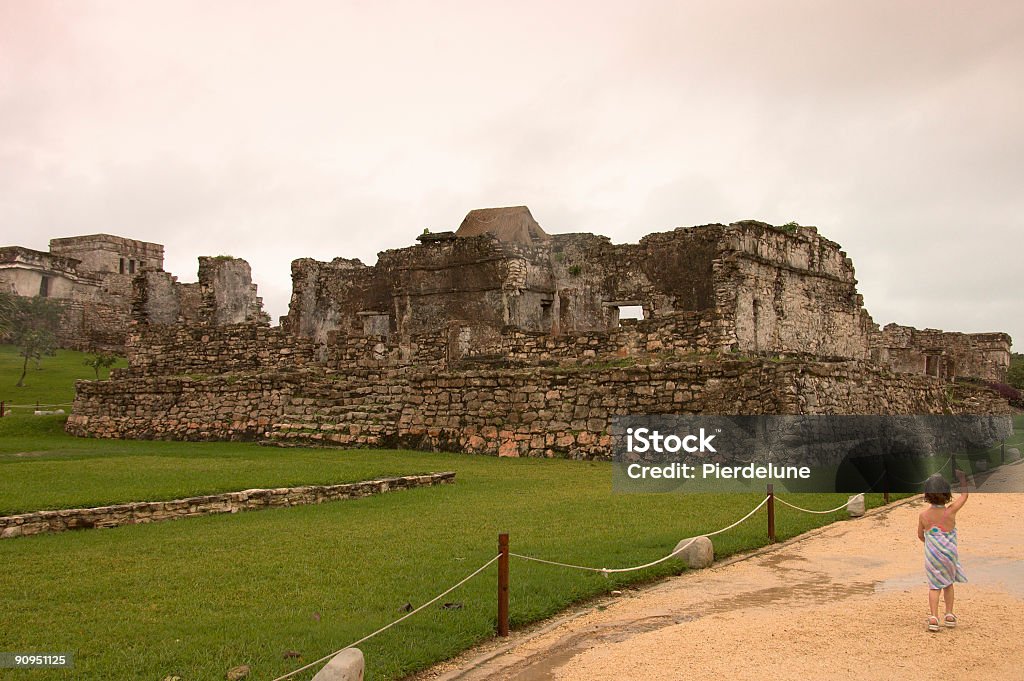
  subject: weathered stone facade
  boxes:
[871,324,1011,383]
[132,256,269,328]
[66,208,1015,458]
[283,217,875,362]
[1,234,165,351]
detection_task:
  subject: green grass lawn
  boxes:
[0,344,126,410]
[0,418,450,515]
[0,347,1016,680]
[0,427,887,681]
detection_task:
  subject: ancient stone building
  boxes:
[285,208,874,362]
[0,234,164,351]
[66,207,1015,459]
[871,324,1011,383]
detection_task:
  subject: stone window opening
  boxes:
[38,275,50,297]
[926,355,939,377]
[128,259,136,274]
[603,301,646,329]
[618,305,645,322]
[119,257,125,274]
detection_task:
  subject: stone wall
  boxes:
[133,257,268,327]
[267,358,1011,459]
[65,212,1015,456]
[871,324,1011,382]
[283,216,881,363]
[55,299,130,352]
[118,324,317,378]
[0,473,455,539]
[718,222,873,359]
[66,372,303,440]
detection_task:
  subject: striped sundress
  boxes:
[924,525,967,589]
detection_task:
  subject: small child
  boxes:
[917,468,968,632]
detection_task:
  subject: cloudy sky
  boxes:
[2,1,1021,345]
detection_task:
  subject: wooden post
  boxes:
[0,401,4,418]
[498,533,509,637]
[766,484,775,544]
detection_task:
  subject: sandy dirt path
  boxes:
[425,467,1024,681]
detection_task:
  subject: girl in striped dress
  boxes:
[917,469,969,632]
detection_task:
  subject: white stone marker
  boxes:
[312,648,364,681]
[847,493,865,517]
[673,536,714,568]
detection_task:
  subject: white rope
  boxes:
[271,554,500,681]
[774,494,858,515]
[511,495,770,575]
[886,454,956,486]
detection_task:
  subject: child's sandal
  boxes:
[944,613,957,628]
[927,616,940,632]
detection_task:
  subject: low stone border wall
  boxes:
[0,472,455,539]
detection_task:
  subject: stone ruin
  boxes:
[0,234,166,351]
[65,207,1014,459]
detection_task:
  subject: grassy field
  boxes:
[0,435,881,681]
[0,346,1016,680]
[0,344,126,410]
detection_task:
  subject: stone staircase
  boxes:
[264,373,405,447]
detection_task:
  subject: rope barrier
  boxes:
[270,554,500,681]
[884,454,957,486]
[510,495,770,575]
[774,494,857,515]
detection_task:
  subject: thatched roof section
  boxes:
[455,206,550,245]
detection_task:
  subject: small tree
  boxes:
[1008,353,1024,392]
[84,351,118,380]
[10,296,62,388]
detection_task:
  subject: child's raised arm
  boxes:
[948,468,969,513]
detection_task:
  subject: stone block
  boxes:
[1005,447,1021,462]
[673,536,713,568]
[311,648,364,680]
[847,493,865,517]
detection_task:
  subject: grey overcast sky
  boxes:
[1,1,1021,346]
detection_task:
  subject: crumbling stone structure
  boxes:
[284,210,873,362]
[871,324,1011,383]
[66,207,1014,459]
[132,256,269,327]
[0,234,164,351]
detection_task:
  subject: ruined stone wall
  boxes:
[285,234,556,342]
[120,324,316,378]
[64,213,1015,452]
[131,257,267,327]
[0,473,455,539]
[871,324,1012,382]
[318,309,732,371]
[66,372,303,440]
[265,358,1011,458]
[715,223,873,359]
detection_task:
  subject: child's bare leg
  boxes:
[929,588,940,618]
[943,585,955,615]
